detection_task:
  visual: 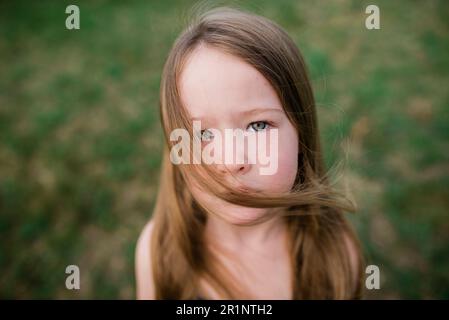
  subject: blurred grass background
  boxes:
[0,0,448,299]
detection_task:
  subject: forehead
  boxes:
[178,45,282,121]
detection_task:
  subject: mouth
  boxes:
[235,184,259,193]
[236,186,250,192]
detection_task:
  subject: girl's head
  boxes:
[152,7,363,299]
[160,7,327,223]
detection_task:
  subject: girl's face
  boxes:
[179,45,299,224]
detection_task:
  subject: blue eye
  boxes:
[248,121,269,132]
[200,129,214,141]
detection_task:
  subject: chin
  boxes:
[192,186,273,225]
[218,202,270,225]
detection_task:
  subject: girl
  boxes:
[135,7,364,300]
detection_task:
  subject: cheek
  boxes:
[256,127,299,192]
[264,145,298,192]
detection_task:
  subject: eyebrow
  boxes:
[240,107,284,116]
[190,107,283,121]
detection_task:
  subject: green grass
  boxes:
[0,0,448,299]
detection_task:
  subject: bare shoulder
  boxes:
[342,231,361,292]
[135,219,156,300]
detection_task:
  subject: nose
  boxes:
[216,131,252,176]
[216,162,251,175]
[217,136,251,175]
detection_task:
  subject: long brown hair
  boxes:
[151,7,364,299]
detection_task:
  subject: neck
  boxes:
[204,211,288,253]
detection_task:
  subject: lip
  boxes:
[235,184,259,193]
[236,186,250,192]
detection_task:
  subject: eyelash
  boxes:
[200,121,272,142]
[247,120,271,132]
